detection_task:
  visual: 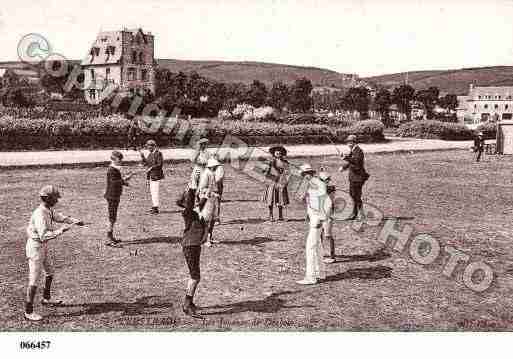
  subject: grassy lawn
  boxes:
[1,150,512,331]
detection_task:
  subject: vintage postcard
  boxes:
[0,0,511,357]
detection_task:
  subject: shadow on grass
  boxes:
[221,199,260,203]
[323,266,392,282]
[286,218,308,223]
[382,216,415,221]
[158,210,182,215]
[220,218,268,225]
[200,290,310,316]
[220,236,286,246]
[335,249,391,263]
[122,236,181,246]
[50,296,173,318]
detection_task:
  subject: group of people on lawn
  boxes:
[23,134,369,320]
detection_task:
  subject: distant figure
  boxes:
[262,145,290,222]
[139,140,164,214]
[339,135,370,220]
[126,115,139,151]
[473,131,485,162]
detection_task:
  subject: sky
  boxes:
[0,0,512,77]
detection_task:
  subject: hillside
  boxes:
[156,59,361,87]
[363,66,513,95]
[0,59,361,88]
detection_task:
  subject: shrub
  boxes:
[0,113,385,150]
[396,120,473,140]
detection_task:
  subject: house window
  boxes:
[484,104,488,109]
[132,51,137,63]
[90,47,100,56]
[90,69,95,81]
[89,89,96,99]
[478,96,481,99]
[494,104,499,109]
[139,52,144,63]
[106,68,110,80]
[141,69,148,81]
[107,46,116,55]
[506,104,509,110]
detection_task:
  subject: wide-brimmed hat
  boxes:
[206,158,221,168]
[346,134,357,143]
[299,163,315,174]
[269,145,287,156]
[478,131,484,136]
[198,138,209,145]
[39,185,61,198]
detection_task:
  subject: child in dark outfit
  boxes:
[181,189,208,317]
[104,151,133,247]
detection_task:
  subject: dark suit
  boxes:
[473,136,484,162]
[141,149,164,181]
[104,166,128,223]
[342,145,369,217]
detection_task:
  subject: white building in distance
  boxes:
[457,84,513,129]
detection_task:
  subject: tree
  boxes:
[246,80,268,107]
[342,87,370,119]
[392,84,416,121]
[289,77,313,113]
[374,88,392,125]
[268,82,289,112]
[415,86,440,119]
[439,94,458,112]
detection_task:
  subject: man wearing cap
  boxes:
[296,164,330,285]
[24,185,83,321]
[139,139,164,214]
[339,135,369,220]
[473,131,485,162]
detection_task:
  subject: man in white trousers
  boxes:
[139,140,164,214]
[297,164,331,285]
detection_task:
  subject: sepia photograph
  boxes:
[0,0,512,356]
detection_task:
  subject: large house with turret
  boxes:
[81,28,156,103]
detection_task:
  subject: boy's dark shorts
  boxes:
[106,198,120,223]
[182,245,201,280]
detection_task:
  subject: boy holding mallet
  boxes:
[24,185,84,321]
[105,150,134,247]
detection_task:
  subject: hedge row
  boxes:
[0,114,385,150]
[396,120,475,140]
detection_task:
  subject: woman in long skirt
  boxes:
[262,145,290,221]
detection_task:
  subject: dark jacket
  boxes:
[104,166,128,200]
[342,145,370,183]
[182,209,206,247]
[141,149,164,181]
[474,137,485,152]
